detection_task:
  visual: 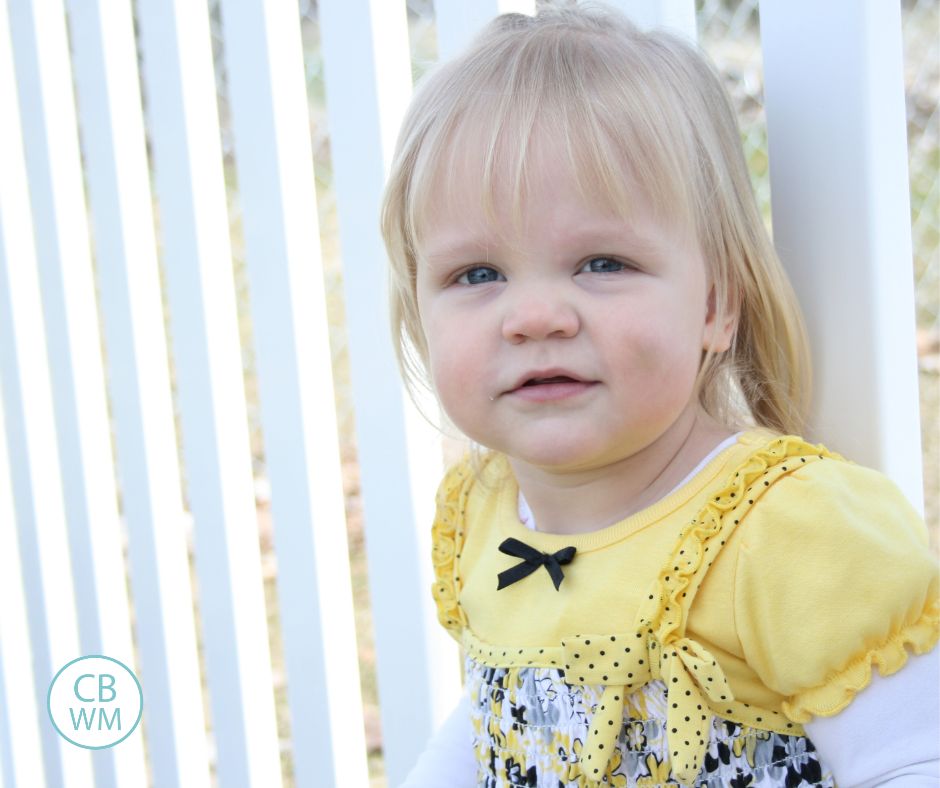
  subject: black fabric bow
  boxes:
[496,537,577,591]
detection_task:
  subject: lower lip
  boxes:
[507,381,598,403]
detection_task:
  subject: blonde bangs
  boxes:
[404,24,700,251]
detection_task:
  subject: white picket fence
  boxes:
[0,1,924,787]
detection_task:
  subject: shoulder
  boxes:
[729,435,939,721]
[737,441,929,565]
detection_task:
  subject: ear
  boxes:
[702,284,738,353]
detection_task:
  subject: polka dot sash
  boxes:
[562,631,733,785]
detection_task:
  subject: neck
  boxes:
[508,409,733,535]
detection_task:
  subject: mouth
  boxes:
[521,375,582,387]
[504,369,598,401]
[510,369,590,391]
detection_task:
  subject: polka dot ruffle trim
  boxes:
[647,435,840,647]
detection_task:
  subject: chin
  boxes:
[502,439,617,473]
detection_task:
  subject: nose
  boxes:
[501,286,580,343]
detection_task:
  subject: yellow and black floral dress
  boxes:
[430,432,939,787]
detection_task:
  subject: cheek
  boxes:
[602,309,703,387]
[428,351,489,441]
[424,316,485,408]
[637,289,707,355]
[427,346,462,399]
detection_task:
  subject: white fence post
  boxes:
[134,1,283,785]
[0,395,47,788]
[63,0,211,783]
[218,0,368,785]
[317,1,455,782]
[7,1,147,783]
[761,0,924,509]
[0,3,92,785]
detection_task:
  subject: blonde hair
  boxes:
[381,2,811,435]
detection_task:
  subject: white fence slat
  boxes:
[135,1,282,784]
[0,4,92,785]
[64,0,211,784]
[0,394,46,788]
[761,0,924,510]
[318,1,460,782]
[434,0,534,60]
[218,1,368,785]
[606,0,697,37]
[8,1,147,783]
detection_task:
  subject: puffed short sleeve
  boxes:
[430,460,475,641]
[734,457,939,723]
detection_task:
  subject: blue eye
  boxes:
[457,266,504,285]
[578,257,627,274]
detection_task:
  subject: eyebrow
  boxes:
[421,239,493,265]
[423,223,647,261]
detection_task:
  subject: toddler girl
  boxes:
[381,4,939,786]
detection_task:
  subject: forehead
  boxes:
[414,128,649,252]
[416,132,707,272]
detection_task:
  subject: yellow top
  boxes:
[431,431,939,785]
